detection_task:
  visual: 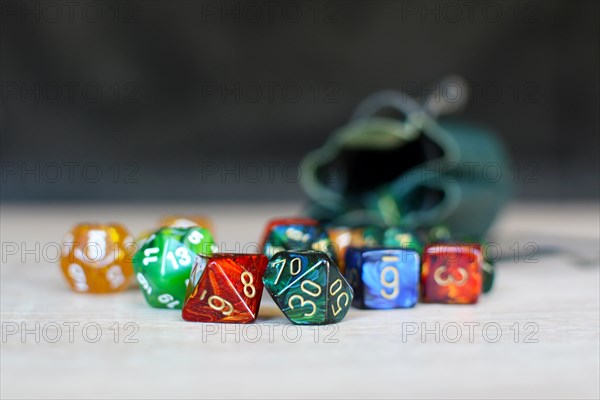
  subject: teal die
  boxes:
[383,227,422,253]
[260,218,337,262]
[263,251,353,325]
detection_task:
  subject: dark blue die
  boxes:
[345,247,419,309]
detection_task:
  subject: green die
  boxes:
[263,251,353,325]
[133,227,216,309]
[353,226,384,247]
[383,227,422,253]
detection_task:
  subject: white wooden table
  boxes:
[1,202,598,399]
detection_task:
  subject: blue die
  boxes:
[345,247,419,309]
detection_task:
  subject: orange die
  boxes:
[327,226,383,274]
[421,244,483,304]
[327,227,353,273]
[159,215,213,231]
[60,223,135,293]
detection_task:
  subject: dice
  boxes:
[350,226,384,248]
[159,215,213,231]
[326,226,353,274]
[133,227,216,309]
[263,251,353,325]
[426,226,494,293]
[261,218,337,262]
[182,253,268,323]
[421,244,483,304]
[136,215,214,245]
[60,223,134,293]
[382,227,422,253]
[345,248,419,309]
[327,225,385,274]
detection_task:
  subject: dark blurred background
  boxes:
[1,0,598,202]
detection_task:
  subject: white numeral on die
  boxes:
[68,263,88,292]
[188,230,204,244]
[137,273,152,295]
[166,247,192,270]
[143,247,159,266]
[106,265,125,289]
[157,293,180,309]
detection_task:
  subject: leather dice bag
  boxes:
[300,79,512,239]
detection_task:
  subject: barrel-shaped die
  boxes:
[60,223,135,293]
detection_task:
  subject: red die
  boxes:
[421,244,483,304]
[182,253,268,323]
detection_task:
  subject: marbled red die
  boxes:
[182,253,268,323]
[421,244,483,304]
